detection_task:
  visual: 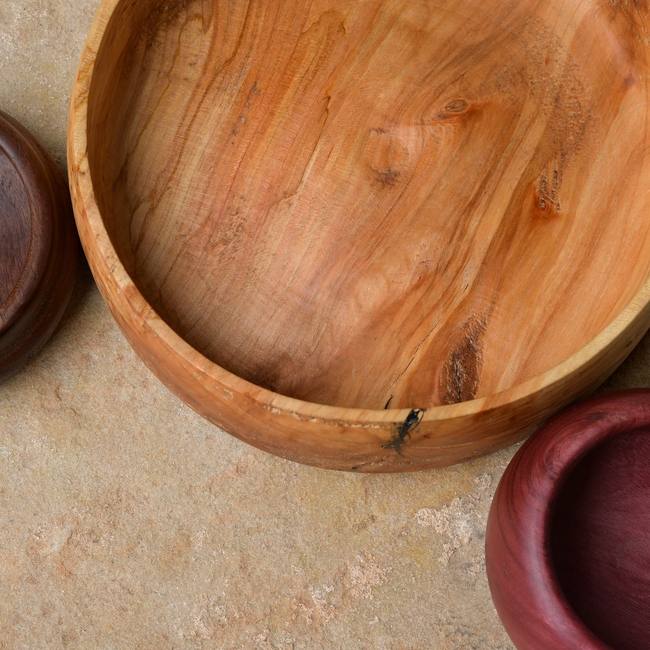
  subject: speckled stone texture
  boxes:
[0,2,649,648]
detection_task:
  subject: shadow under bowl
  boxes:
[69,0,650,471]
[486,389,650,650]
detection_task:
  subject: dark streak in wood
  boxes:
[439,316,486,405]
[382,408,426,456]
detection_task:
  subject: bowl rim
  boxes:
[68,0,650,426]
[488,388,650,648]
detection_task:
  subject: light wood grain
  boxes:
[69,0,650,471]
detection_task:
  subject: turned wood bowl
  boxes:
[69,0,650,471]
[0,111,78,383]
[486,390,650,650]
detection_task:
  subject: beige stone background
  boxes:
[1,1,650,648]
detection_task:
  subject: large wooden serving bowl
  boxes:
[69,0,650,472]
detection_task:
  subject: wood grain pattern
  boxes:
[69,0,650,471]
[0,110,78,383]
[0,153,32,318]
[0,114,52,335]
[486,389,650,650]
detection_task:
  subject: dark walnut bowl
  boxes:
[69,0,650,471]
[0,111,78,383]
[486,390,650,650]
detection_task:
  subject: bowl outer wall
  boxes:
[485,389,650,649]
[67,0,650,472]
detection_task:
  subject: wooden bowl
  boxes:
[69,0,650,471]
[486,389,650,649]
[0,110,78,383]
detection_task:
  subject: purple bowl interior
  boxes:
[551,427,650,650]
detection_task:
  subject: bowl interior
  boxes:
[552,428,650,649]
[87,0,650,410]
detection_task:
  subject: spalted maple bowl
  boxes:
[486,390,650,649]
[69,0,650,471]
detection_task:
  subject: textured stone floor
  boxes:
[1,2,649,648]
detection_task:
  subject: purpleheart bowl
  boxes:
[486,389,650,650]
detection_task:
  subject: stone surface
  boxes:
[0,1,648,648]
